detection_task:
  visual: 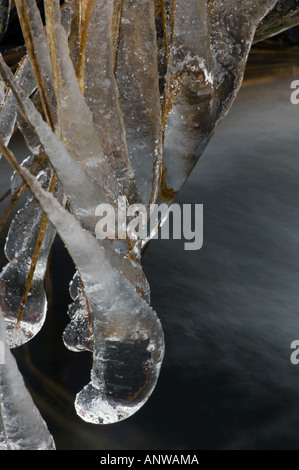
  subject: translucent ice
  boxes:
[0,166,59,347]
[255,0,299,43]
[14,0,57,129]
[116,0,162,205]
[160,0,279,202]
[162,0,213,199]
[0,56,37,158]
[1,158,164,424]
[84,0,139,202]
[0,310,55,450]
[0,0,76,158]
[63,271,93,353]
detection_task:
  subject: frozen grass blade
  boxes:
[116,0,162,205]
[0,56,37,158]
[84,0,139,203]
[0,139,165,424]
[14,0,57,129]
[0,164,60,347]
[0,53,114,229]
[160,0,279,203]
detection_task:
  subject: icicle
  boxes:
[14,0,57,129]
[254,0,299,43]
[84,0,139,203]
[161,0,213,201]
[208,0,278,117]
[45,1,121,202]
[0,166,60,347]
[0,0,284,430]
[63,271,93,353]
[0,145,164,424]
[160,0,279,203]
[116,0,163,205]
[0,0,75,159]
[0,310,55,449]
[0,56,37,158]
[0,54,151,303]
[63,250,151,355]
[0,54,112,231]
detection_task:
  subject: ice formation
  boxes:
[0,309,55,450]
[0,0,298,447]
[0,164,60,347]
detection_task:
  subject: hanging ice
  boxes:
[0,57,37,157]
[0,309,55,450]
[254,0,299,42]
[0,155,165,424]
[0,164,60,347]
[116,0,162,205]
[160,0,279,201]
[63,271,93,353]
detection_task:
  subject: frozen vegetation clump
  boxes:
[0,0,297,450]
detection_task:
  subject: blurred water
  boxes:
[142,72,299,450]
[1,60,299,450]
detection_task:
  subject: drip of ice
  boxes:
[75,299,164,424]
[0,310,55,450]
[0,56,37,157]
[0,164,60,347]
[254,0,299,43]
[63,268,160,424]
[84,0,139,203]
[160,0,279,202]
[0,0,74,157]
[4,162,164,424]
[161,0,213,197]
[63,251,152,355]
[116,0,162,205]
[63,271,93,352]
[15,0,58,127]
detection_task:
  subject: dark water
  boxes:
[1,65,299,449]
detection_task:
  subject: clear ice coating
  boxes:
[0,310,55,450]
[0,56,37,158]
[63,271,93,352]
[84,0,139,202]
[2,163,165,424]
[0,0,298,431]
[160,0,280,202]
[0,163,60,347]
[254,0,299,43]
[116,0,162,205]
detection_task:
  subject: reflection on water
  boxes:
[1,48,299,449]
[245,43,299,84]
